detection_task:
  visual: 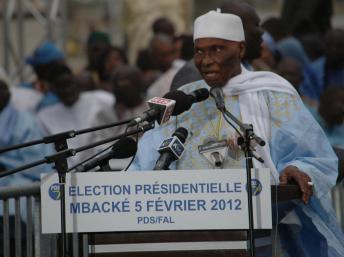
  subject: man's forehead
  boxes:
[194,38,237,47]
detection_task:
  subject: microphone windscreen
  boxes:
[210,87,225,110]
[192,88,210,102]
[172,127,188,143]
[210,87,224,99]
[163,91,191,115]
[111,137,137,158]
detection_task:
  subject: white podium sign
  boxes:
[41,169,271,234]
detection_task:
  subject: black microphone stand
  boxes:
[0,119,132,154]
[237,123,258,257]
[0,121,155,257]
[0,122,155,179]
[50,134,70,257]
[221,109,265,257]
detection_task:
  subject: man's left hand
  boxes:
[279,165,313,204]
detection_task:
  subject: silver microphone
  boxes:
[210,87,226,111]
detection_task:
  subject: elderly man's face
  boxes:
[194,38,245,87]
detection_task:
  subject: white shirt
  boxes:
[37,90,115,165]
[10,87,43,113]
[146,59,186,99]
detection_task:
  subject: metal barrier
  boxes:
[0,182,87,257]
[1,181,343,257]
[0,182,40,257]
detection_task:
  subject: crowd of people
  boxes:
[0,0,343,255]
[0,4,342,170]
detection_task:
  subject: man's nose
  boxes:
[202,53,214,66]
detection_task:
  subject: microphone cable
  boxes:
[123,123,140,171]
[222,110,243,138]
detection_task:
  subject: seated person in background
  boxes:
[135,16,176,93]
[0,79,53,186]
[89,65,147,170]
[276,58,304,92]
[309,87,344,150]
[309,29,344,101]
[152,17,175,37]
[97,46,128,92]
[276,36,311,68]
[76,31,112,91]
[276,57,318,108]
[37,64,115,165]
[251,32,278,71]
[0,79,53,257]
[26,41,66,111]
[136,47,161,94]
[94,65,147,130]
[130,9,344,256]
[0,66,43,113]
[146,34,184,99]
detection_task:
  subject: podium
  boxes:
[87,185,301,257]
[40,171,302,256]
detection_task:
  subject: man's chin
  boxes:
[203,79,224,88]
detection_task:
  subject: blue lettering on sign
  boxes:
[134,182,242,195]
[146,199,206,212]
[68,185,131,197]
[137,216,175,224]
[70,200,130,214]
[210,199,242,211]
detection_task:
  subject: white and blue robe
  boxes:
[129,67,344,256]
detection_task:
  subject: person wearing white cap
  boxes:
[170,0,264,91]
[129,10,344,257]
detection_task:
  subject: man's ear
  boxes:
[239,42,246,59]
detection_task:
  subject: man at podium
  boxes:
[129,9,344,257]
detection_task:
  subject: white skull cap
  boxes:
[193,8,245,42]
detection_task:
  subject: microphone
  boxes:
[153,127,188,170]
[184,88,210,110]
[198,136,228,168]
[129,88,209,126]
[128,96,176,126]
[210,87,226,111]
[76,137,137,172]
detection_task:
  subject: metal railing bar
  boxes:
[34,197,41,257]
[3,199,10,257]
[15,198,22,257]
[0,182,40,200]
[82,234,88,257]
[73,232,79,257]
[27,196,33,257]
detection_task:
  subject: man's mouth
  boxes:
[203,71,218,80]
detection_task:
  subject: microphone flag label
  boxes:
[158,136,185,160]
[148,97,175,125]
